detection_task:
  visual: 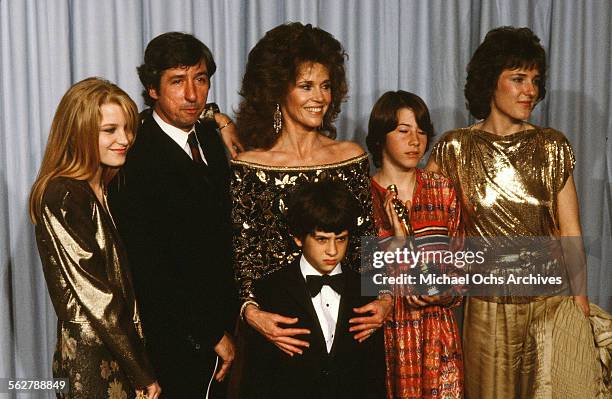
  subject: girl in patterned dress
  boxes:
[367,91,464,399]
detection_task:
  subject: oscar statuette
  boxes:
[387,184,440,295]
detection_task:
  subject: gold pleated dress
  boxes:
[430,127,607,398]
[35,177,154,398]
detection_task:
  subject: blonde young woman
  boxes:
[29,78,161,399]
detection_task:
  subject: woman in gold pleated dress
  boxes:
[29,78,161,399]
[230,24,391,394]
[427,27,607,398]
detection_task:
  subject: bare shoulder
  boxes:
[235,137,366,167]
[326,139,366,161]
[235,149,272,164]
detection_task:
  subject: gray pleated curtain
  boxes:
[1,1,610,396]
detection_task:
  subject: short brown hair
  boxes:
[286,180,359,240]
[465,26,546,119]
[138,32,216,107]
[366,90,434,168]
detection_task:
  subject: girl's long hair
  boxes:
[29,77,138,224]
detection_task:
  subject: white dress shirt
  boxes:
[299,255,342,353]
[152,110,208,165]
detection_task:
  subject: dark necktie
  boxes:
[187,132,204,164]
[306,274,345,297]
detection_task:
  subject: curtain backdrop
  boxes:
[1,0,610,395]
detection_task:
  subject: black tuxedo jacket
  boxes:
[108,111,238,380]
[244,261,385,399]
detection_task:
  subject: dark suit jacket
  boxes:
[108,111,238,386]
[244,261,386,399]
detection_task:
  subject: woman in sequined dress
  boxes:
[367,91,464,399]
[427,27,606,398]
[29,78,161,399]
[231,22,392,362]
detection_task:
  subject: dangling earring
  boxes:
[273,104,282,135]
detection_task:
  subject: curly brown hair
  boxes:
[465,26,547,120]
[236,22,348,150]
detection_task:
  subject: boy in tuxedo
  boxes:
[243,180,385,399]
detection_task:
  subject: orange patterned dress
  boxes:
[371,169,464,399]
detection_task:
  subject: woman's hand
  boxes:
[349,296,393,342]
[244,304,310,356]
[215,113,243,158]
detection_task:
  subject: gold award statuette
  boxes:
[387,184,412,236]
[387,184,440,295]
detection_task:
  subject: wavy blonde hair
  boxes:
[29,77,138,224]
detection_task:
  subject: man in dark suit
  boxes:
[108,32,237,398]
[243,181,386,399]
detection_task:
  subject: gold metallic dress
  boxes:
[430,127,607,398]
[35,177,154,399]
[230,153,375,302]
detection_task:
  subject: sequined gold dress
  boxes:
[371,172,464,399]
[430,126,606,398]
[231,153,375,302]
[35,177,154,399]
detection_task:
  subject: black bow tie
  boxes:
[305,274,345,297]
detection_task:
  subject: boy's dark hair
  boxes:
[366,90,434,168]
[286,180,360,240]
[137,32,216,106]
[465,26,546,119]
